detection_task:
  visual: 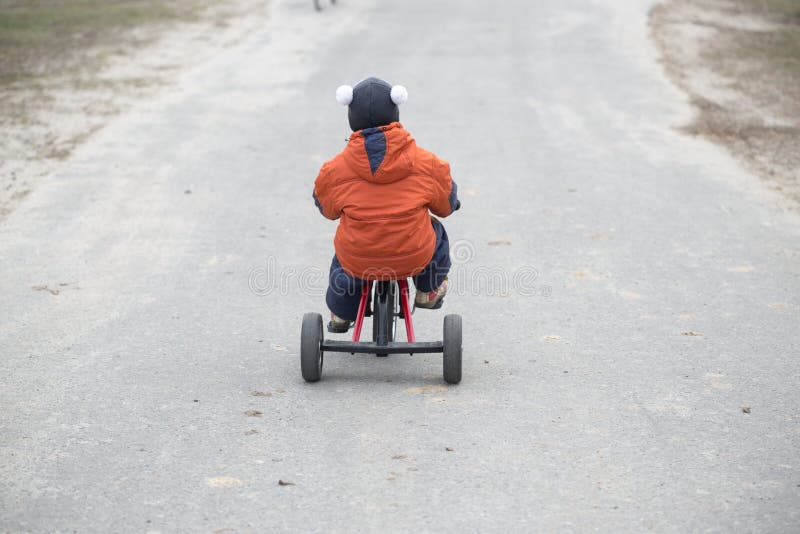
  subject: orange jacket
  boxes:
[313,122,459,279]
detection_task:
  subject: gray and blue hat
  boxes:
[336,77,408,132]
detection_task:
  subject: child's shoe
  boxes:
[327,313,352,333]
[414,278,448,309]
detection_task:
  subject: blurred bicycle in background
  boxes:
[314,0,336,11]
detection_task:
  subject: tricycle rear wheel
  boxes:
[442,314,462,384]
[301,312,323,382]
[372,281,396,356]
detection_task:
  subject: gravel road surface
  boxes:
[2,0,799,531]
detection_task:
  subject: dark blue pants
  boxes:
[326,219,451,321]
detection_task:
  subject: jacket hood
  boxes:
[342,122,416,184]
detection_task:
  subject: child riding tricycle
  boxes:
[301,77,462,384]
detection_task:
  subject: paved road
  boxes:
[2,0,799,531]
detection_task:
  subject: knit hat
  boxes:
[335,77,408,132]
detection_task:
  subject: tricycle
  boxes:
[300,279,462,383]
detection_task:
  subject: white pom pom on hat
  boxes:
[390,85,408,105]
[337,82,408,106]
[335,85,353,106]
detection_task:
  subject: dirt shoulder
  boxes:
[650,0,800,209]
[0,0,268,219]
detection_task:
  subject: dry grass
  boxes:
[0,0,265,220]
[738,0,800,19]
[651,0,800,207]
[0,1,207,84]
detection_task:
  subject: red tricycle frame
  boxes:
[300,279,462,383]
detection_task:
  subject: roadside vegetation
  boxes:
[0,1,203,85]
[652,0,800,208]
[0,0,264,219]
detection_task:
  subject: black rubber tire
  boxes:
[372,282,395,356]
[301,312,323,382]
[442,314,462,384]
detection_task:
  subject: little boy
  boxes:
[313,77,460,332]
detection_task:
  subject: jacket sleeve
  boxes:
[427,157,461,217]
[312,163,341,220]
